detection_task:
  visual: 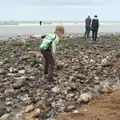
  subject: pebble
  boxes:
[77,93,92,103]
[25,104,34,113]
[0,114,10,120]
[65,105,76,112]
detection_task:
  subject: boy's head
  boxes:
[55,25,65,39]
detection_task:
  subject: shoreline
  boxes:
[1,24,120,40]
[0,32,120,41]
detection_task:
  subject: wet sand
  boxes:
[0,24,120,39]
[57,90,120,120]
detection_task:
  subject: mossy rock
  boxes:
[12,41,24,46]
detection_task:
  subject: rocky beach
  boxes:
[0,34,120,120]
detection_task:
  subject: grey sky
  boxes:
[0,0,119,20]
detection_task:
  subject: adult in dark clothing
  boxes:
[91,15,99,41]
[84,16,91,37]
[40,21,42,26]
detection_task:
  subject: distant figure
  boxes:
[40,21,42,26]
[84,16,91,37]
[91,15,99,41]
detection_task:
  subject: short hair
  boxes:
[55,25,65,33]
[94,15,98,18]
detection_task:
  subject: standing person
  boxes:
[91,15,99,41]
[40,25,64,82]
[40,21,42,25]
[84,16,91,37]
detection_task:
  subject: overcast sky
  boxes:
[0,0,119,21]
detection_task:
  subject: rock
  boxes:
[65,105,76,112]
[69,76,74,81]
[0,114,10,120]
[20,87,28,92]
[77,92,92,103]
[6,73,14,77]
[25,104,34,113]
[0,109,7,117]
[8,67,18,73]
[56,61,65,69]
[18,69,25,74]
[20,94,31,101]
[52,86,60,93]
[15,113,23,119]
[35,101,46,109]
[93,77,100,85]
[0,61,4,66]
[101,58,108,64]
[102,62,114,67]
[25,109,40,120]
[116,53,120,58]
[0,69,7,75]
[69,83,78,90]
[5,101,13,106]
[12,79,24,89]
[99,81,111,94]
[4,88,16,96]
[76,74,86,79]
[51,100,65,113]
[73,110,79,113]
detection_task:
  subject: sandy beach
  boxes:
[1,23,120,39]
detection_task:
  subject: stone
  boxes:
[73,110,79,113]
[0,114,10,120]
[8,67,18,73]
[12,79,24,89]
[65,105,76,112]
[4,88,16,96]
[102,62,114,67]
[0,109,7,117]
[15,113,22,119]
[25,104,34,113]
[77,92,92,103]
[0,69,7,75]
[69,76,74,81]
[20,94,31,101]
[35,101,46,109]
[99,81,111,94]
[116,53,120,58]
[77,74,86,79]
[69,83,77,90]
[52,86,60,93]
[18,69,25,74]
[0,61,4,66]
[5,101,13,106]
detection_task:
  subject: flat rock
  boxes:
[76,74,86,79]
[65,105,76,112]
[25,104,34,113]
[12,79,24,89]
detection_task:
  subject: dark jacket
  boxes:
[85,17,91,27]
[91,18,99,28]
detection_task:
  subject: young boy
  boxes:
[40,25,65,82]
